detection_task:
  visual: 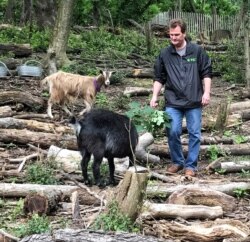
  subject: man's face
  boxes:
[169,26,186,48]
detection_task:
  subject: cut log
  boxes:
[229,100,250,113]
[146,182,250,198]
[0,43,32,57]
[214,99,229,131]
[167,187,237,212]
[0,91,44,110]
[210,160,250,173]
[126,68,154,78]
[0,229,19,242]
[71,191,81,220]
[0,183,78,198]
[140,201,223,220]
[135,132,160,164]
[0,117,72,134]
[47,145,81,173]
[0,106,15,117]
[150,143,250,157]
[19,228,163,242]
[0,128,77,149]
[23,193,60,215]
[146,219,250,242]
[113,170,148,221]
[123,87,152,96]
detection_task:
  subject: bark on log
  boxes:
[146,182,250,198]
[0,183,78,198]
[0,43,32,57]
[150,143,250,158]
[140,201,223,220]
[0,117,72,134]
[135,132,160,164]
[0,128,77,149]
[0,106,15,117]
[71,191,81,220]
[229,100,250,113]
[208,160,250,173]
[204,45,228,51]
[123,87,152,96]
[19,228,164,242]
[47,145,81,173]
[0,91,44,110]
[146,219,250,242]
[167,187,237,212]
[23,192,61,215]
[126,68,154,78]
[113,170,148,221]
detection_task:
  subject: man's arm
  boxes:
[150,81,163,108]
[202,77,211,106]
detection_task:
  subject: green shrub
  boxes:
[14,213,51,238]
[92,200,139,232]
[26,161,59,185]
[209,40,244,84]
[126,101,171,136]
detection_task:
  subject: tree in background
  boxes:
[46,0,74,72]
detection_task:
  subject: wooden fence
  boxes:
[149,11,243,37]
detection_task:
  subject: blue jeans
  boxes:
[165,107,202,171]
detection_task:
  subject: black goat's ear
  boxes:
[100,70,103,74]
[69,116,76,124]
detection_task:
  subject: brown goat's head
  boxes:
[100,70,115,87]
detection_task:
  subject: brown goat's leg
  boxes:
[62,104,73,116]
[79,100,92,115]
[47,99,54,119]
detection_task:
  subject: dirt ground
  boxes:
[0,74,250,241]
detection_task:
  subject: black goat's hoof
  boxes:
[109,179,118,187]
[84,179,92,187]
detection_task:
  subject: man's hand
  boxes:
[150,97,159,108]
[202,92,210,106]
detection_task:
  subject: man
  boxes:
[150,19,212,177]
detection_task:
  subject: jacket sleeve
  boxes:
[198,47,212,79]
[153,54,167,85]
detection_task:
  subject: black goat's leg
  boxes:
[80,150,91,185]
[108,157,116,186]
[92,156,103,187]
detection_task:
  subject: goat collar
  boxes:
[94,78,101,93]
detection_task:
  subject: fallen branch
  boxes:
[140,201,223,220]
[146,182,250,198]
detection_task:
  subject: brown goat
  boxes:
[41,70,114,118]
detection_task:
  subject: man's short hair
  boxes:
[169,19,187,33]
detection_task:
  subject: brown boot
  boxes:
[167,164,183,173]
[184,169,196,177]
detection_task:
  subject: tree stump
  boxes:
[112,170,148,221]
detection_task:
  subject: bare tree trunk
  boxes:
[244,0,250,88]
[233,0,248,38]
[20,0,32,26]
[4,0,15,23]
[46,0,74,71]
[33,0,57,29]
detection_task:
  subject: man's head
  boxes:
[169,19,187,49]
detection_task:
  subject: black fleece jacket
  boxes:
[154,41,212,108]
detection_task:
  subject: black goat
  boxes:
[70,109,138,187]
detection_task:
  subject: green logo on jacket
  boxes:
[186,57,196,62]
